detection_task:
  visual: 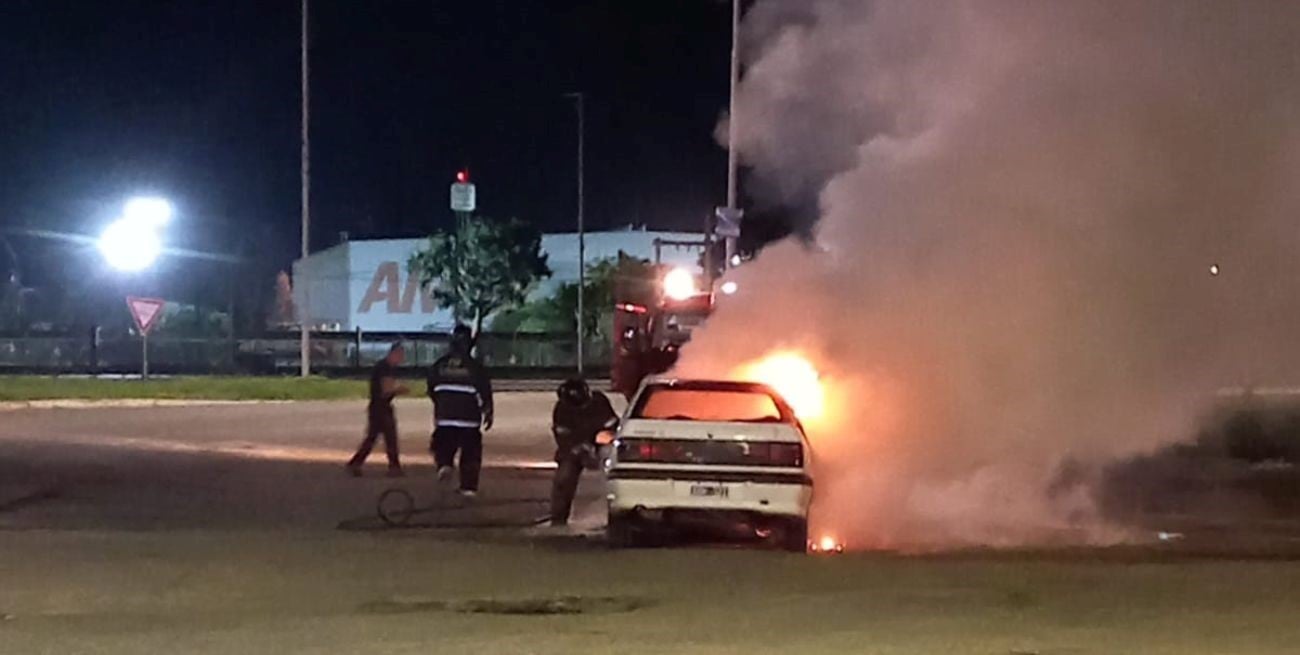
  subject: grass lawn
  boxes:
[1,531,1299,654]
[0,375,368,401]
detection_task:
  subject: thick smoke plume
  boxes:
[678,0,1300,549]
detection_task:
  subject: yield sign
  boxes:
[126,296,166,336]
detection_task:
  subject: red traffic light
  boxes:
[456,170,468,183]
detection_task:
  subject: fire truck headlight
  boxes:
[663,267,697,301]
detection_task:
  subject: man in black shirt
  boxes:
[427,325,493,496]
[550,378,618,526]
[347,342,409,477]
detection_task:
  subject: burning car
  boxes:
[605,377,814,552]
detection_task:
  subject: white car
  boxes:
[605,378,814,551]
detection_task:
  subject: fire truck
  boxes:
[610,235,724,399]
[611,286,714,398]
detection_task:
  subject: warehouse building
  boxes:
[292,228,705,332]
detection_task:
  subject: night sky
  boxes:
[1,0,748,323]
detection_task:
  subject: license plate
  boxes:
[689,484,729,498]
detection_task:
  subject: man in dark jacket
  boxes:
[347,342,409,477]
[427,324,493,496]
[550,378,619,526]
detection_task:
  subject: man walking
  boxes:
[347,342,408,477]
[427,324,493,496]
[550,378,618,527]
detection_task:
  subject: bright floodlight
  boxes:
[99,218,163,271]
[98,197,171,272]
[123,197,173,226]
[663,267,697,301]
[720,281,739,295]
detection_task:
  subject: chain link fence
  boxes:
[0,330,610,377]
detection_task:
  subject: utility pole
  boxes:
[565,92,586,375]
[725,0,742,268]
[299,0,312,377]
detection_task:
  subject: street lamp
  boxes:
[563,91,586,375]
[98,197,173,272]
[300,0,312,378]
[724,0,742,268]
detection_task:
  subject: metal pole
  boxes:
[227,257,237,372]
[142,333,149,380]
[725,0,741,267]
[89,325,99,373]
[568,92,586,375]
[299,0,312,377]
[455,209,468,328]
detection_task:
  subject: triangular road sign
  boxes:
[126,296,166,336]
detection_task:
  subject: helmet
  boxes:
[558,377,591,404]
[450,324,473,353]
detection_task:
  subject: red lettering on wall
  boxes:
[358,262,401,313]
[359,262,436,314]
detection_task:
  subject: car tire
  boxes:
[781,518,809,553]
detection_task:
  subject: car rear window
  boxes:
[632,386,785,423]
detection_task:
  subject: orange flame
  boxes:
[735,351,826,421]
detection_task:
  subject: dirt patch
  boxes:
[360,594,651,616]
[0,487,60,514]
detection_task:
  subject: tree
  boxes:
[489,296,567,334]
[0,273,27,332]
[491,253,658,340]
[268,270,296,328]
[408,216,551,334]
[0,238,29,333]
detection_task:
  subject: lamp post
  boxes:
[299,0,313,378]
[724,0,741,267]
[726,0,740,212]
[564,92,586,375]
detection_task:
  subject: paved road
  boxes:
[3,398,1300,654]
[0,394,611,531]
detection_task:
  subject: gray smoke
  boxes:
[679,0,1300,549]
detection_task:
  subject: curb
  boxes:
[0,386,596,411]
[0,399,294,412]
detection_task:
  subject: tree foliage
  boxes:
[0,273,29,333]
[492,253,658,340]
[408,216,551,334]
[268,270,296,328]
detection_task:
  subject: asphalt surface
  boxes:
[0,394,594,531]
[3,397,1300,653]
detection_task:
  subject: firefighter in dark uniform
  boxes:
[346,342,409,477]
[550,378,619,526]
[427,324,493,497]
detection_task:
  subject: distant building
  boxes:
[292,228,705,332]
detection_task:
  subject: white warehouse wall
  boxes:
[293,229,705,332]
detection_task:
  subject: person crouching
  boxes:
[550,378,618,527]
